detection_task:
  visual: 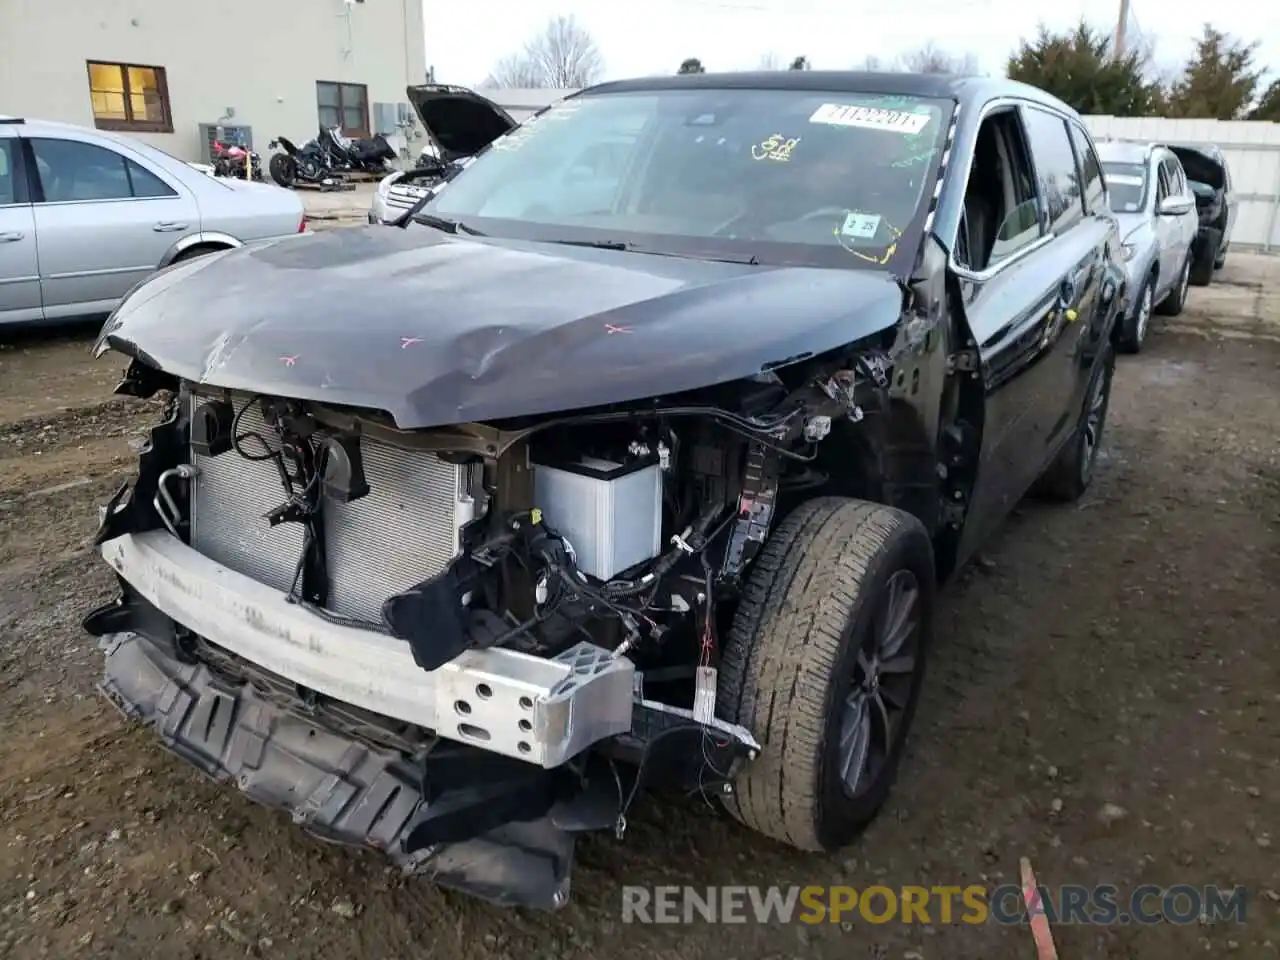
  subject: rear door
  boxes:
[27,134,200,320]
[1164,154,1198,275]
[0,133,42,323]
[1013,104,1101,455]
[1152,158,1179,297]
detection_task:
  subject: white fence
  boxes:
[1084,116,1280,252]
[481,89,1280,252]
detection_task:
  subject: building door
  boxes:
[316,82,370,139]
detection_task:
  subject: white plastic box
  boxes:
[531,456,664,581]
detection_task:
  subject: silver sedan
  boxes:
[1097,140,1198,353]
[1,115,305,326]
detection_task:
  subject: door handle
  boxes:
[152,222,189,232]
[0,231,24,242]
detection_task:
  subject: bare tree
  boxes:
[756,53,809,70]
[482,53,543,88]
[899,41,978,74]
[859,54,892,71]
[483,15,605,88]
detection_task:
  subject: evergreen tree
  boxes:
[1006,21,1160,116]
[1249,78,1280,121]
[1166,25,1264,119]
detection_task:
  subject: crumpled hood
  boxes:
[96,227,905,429]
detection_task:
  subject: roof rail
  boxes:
[0,116,25,124]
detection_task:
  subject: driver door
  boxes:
[0,136,43,323]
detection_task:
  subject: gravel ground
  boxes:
[0,255,1278,959]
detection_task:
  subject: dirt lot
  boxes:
[1,254,1278,959]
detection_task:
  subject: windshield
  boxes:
[1103,162,1148,213]
[422,88,953,270]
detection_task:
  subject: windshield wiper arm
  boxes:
[391,192,484,236]
[392,190,433,229]
[406,211,485,236]
[543,238,632,251]
[542,238,758,265]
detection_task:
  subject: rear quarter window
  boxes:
[1068,124,1105,214]
[0,140,13,204]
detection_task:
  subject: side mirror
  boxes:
[1158,195,1194,216]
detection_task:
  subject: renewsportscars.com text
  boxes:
[621,884,1249,926]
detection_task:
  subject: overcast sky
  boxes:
[422,0,1279,90]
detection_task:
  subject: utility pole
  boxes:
[1113,0,1131,58]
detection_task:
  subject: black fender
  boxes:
[273,136,299,156]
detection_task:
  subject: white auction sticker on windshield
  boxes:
[809,103,931,135]
[1107,174,1144,186]
[840,212,882,239]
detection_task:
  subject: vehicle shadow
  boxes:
[0,318,103,349]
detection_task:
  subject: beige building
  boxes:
[0,0,429,162]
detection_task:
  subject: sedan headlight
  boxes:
[1120,242,1137,262]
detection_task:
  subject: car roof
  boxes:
[576,70,1081,117]
[1095,140,1155,164]
[7,115,135,145]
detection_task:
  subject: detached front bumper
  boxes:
[100,632,575,909]
[98,531,635,769]
[90,530,759,907]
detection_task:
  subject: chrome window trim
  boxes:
[25,133,183,205]
[946,95,1070,283]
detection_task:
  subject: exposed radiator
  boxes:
[189,394,483,624]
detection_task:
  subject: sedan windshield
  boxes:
[1103,162,1148,213]
[422,87,953,270]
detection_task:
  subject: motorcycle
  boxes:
[267,125,395,187]
[210,140,264,181]
[327,126,397,175]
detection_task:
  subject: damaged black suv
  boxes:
[86,71,1126,909]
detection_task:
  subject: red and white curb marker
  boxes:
[1020,857,1059,960]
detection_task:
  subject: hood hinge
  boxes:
[946,348,979,377]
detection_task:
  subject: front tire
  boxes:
[1189,230,1219,287]
[1154,256,1190,318]
[268,153,296,188]
[718,498,935,851]
[1119,274,1156,354]
[1034,344,1115,502]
